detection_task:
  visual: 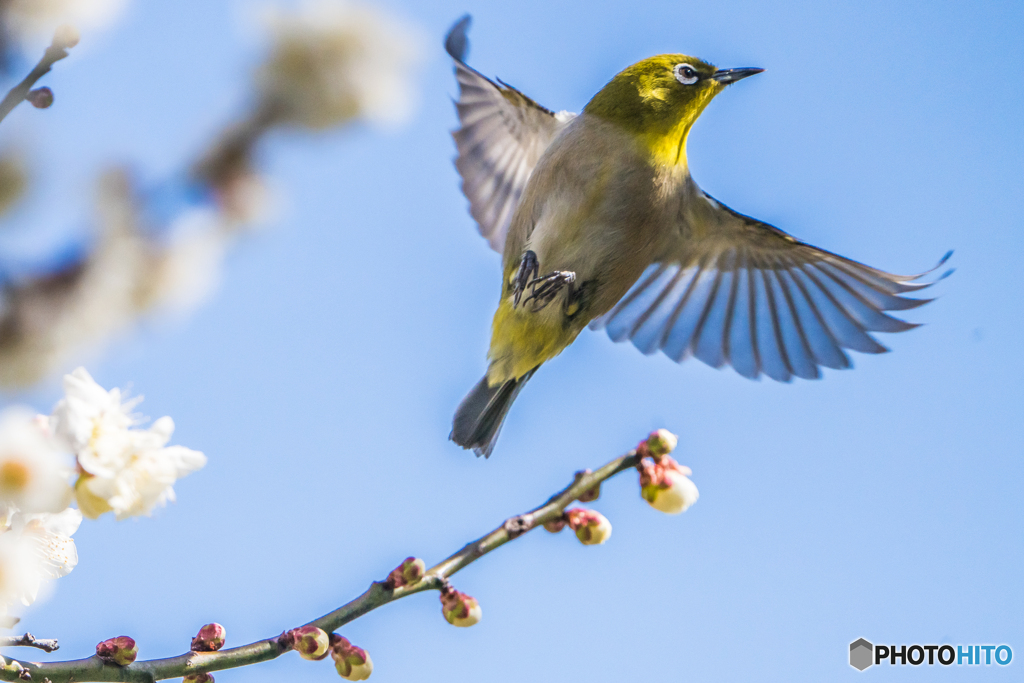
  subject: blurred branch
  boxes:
[0,634,58,653]
[0,26,77,125]
[0,443,644,682]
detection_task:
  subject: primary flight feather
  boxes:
[446,16,949,457]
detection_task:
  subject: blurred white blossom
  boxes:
[0,171,234,387]
[0,529,41,617]
[6,507,81,609]
[0,172,147,387]
[257,0,424,129]
[53,367,206,520]
[4,0,128,40]
[144,210,230,317]
[0,408,72,513]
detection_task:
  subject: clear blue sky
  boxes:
[6,0,1023,680]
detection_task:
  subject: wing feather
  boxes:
[596,188,949,381]
[446,16,576,253]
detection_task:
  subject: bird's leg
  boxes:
[524,270,576,312]
[511,250,540,308]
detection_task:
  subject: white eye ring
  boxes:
[674,63,699,85]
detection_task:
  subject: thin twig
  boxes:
[0,30,75,125]
[0,634,58,653]
[0,447,643,682]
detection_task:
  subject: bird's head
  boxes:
[584,54,762,168]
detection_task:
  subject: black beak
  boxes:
[712,67,764,85]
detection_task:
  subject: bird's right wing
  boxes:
[592,192,951,382]
[446,16,576,253]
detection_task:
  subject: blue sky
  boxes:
[5,0,1023,680]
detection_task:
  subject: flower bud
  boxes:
[53,24,80,49]
[331,635,373,681]
[27,88,54,109]
[542,516,567,533]
[288,626,330,660]
[565,508,612,545]
[183,674,214,683]
[191,623,226,652]
[644,429,678,458]
[638,456,698,514]
[96,636,137,666]
[385,556,425,589]
[571,469,600,502]
[75,474,112,519]
[440,588,481,627]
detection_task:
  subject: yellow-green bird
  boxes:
[446,16,949,457]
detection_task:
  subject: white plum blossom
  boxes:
[646,468,699,514]
[3,0,129,41]
[52,368,206,520]
[77,417,206,520]
[7,508,81,609]
[0,408,72,513]
[639,456,699,515]
[51,367,137,478]
[0,529,41,617]
[257,0,424,129]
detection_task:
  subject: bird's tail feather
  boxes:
[451,369,536,458]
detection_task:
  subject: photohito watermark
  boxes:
[849,639,1012,671]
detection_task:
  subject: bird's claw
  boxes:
[512,250,540,308]
[524,270,576,311]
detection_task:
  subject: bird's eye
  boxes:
[673,63,699,85]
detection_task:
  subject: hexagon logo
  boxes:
[850,638,874,671]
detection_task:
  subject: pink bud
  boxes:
[183,674,214,683]
[542,516,567,533]
[96,636,137,666]
[385,557,425,589]
[287,626,330,660]
[643,429,678,458]
[440,587,482,627]
[330,635,373,681]
[565,508,612,545]
[191,623,226,652]
[26,87,54,109]
[639,455,698,514]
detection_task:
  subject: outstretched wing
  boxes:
[592,191,952,382]
[446,16,576,253]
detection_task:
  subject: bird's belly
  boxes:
[526,204,634,284]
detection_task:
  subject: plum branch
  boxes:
[0,436,676,683]
[0,26,78,125]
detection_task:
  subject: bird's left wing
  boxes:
[592,193,951,382]
[446,16,576,253]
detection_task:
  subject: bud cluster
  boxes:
[282,625,331,661]
[96,636,138,666]
[440,585,482,627]
[634,429,699,514]
[331,634,374,681]
[565,508,613,545]
[385,556,425,590]
[543,506,613,545]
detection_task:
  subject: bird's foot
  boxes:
[512,250,540,308]
[524,270,576,312]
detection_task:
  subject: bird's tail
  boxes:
[450,368,536,458]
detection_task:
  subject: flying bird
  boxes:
[446,16,949,457]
